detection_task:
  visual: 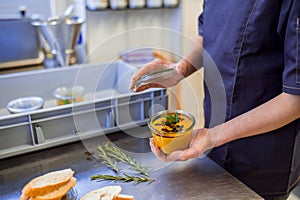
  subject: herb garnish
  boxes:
[155,112,179,126]
[154,112,185,133]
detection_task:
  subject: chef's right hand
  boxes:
[129,58,187,92]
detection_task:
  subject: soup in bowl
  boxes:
[148,110,195,154]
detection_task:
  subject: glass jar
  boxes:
[146,0,163,8]
[86,0,109,10]
[129,0,146,9]
[109,0,128,9]
[163,0,178,8]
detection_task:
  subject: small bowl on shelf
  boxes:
[6,96,44,114]
[148,110,195,154]
[53,85,85,106]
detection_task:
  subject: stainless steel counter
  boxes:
[0,127,263,200]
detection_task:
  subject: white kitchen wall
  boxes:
[177,0,204,128]
[86,7,182,63]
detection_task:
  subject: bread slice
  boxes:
[20,194,33,200]
[32,177,77,200]
[80,186,122,200]
[114,194,134,200]
[22,169,74,197]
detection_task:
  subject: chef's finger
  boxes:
[131,83,167,92]
[149,138,168,161]
[166,150,185,162]
[172,148,201,161]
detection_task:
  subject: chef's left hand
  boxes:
[149,128,214,162]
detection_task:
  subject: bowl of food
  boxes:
[53,85,84,106]
[7,96,44,114]
[148,110,195,154]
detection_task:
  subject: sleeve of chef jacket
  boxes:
[278,0,300,95]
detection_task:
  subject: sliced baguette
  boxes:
[22,169,74,197]
[113,194,134,200]
[20,194,33,200]
[80,186,122,200]
[32,177,77,200]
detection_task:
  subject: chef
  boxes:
[130,0,300,199]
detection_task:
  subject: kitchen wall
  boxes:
[86,7,182,63]
[178,0,204,128]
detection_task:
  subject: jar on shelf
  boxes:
[146,0,163,8]
[109,0,128,9]
[86,0,109,10]
[163,0,179,8]
[128,0,146,9]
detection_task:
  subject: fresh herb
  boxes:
[165,112,179,124]
[90,143,153,184]
[103,143,149,176]
[96,145,119,173]
[154,112,185,133]
[91,174,154,184]
[155,112,179,126]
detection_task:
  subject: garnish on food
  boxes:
[154,112,185,133]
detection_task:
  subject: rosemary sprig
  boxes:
[103,143,149,176]
[91,174,154,184]
[96,145,119,173]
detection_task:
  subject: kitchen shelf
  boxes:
[86,2,180,11]
[0,61,168,159]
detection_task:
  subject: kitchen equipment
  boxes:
[163,0,179,7]
[6,96,44,114]
[32,14,84,67]
[53,85,85,105]
[129,0,146,9]
[86,0,109,10]
[0,18,43,69]
[146,0,163,8]
[132,67,177,92]
[109,0,128,9]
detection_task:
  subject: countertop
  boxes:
[0,127,263,200]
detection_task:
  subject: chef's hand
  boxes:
[149,128,214,162]
[129,58,187,92]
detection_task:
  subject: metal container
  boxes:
[146,0,163,8]
[109,0,128,9]
[32,16,85,67]
[129,0,146,9]
[0,18,43,69]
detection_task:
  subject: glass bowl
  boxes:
[148,110,195,154]
[53,86,85,106]
[6,96,44,114]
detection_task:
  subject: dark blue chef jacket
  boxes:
[198,0,300,198]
